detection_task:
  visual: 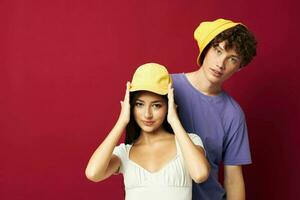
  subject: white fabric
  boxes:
[113,133,204,200]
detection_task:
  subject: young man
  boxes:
[172,18,257,199]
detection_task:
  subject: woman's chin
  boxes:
[140,124,161,134]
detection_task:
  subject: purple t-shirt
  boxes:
[172,73,252,200]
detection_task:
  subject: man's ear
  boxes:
[237,65,243,72]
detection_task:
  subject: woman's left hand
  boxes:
[167,83,179,125]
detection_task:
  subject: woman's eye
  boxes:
[135,102,143,107]
[152,104,162,108]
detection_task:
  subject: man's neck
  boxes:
[186,69,222,96]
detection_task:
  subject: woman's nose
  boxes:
[144,107,153,118]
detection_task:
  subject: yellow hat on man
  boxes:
[194,18,243,66]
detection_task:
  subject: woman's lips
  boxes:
[142,121,155,126]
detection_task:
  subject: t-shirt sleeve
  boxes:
[112,143,126,173]
[188,133,207,156]
[223,112,252,165]
[188,133,204,148]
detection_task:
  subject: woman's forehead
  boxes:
[135,91,165,102]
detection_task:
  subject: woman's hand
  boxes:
[118,81,131,125]
[167,83,179,126]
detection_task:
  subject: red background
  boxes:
[1,0,299,199]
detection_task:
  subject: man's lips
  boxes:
[210,68,223,77]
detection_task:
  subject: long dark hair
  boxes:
[125,91,173,144]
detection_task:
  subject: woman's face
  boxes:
[133,91,167,133]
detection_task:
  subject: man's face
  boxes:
[201,41,242,85]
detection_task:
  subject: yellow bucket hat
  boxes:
[194,18,243,66]
[130,63,172,95]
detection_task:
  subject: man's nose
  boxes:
[216,56,226,70]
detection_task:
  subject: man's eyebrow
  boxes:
[230,55,240,58]
[214,44,224,51]
[217,45,225,51]
[215,44,240,58]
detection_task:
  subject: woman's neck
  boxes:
[135,128,171,145]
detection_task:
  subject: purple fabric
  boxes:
[172,73,252,200]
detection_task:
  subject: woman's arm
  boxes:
[85,82,131,182]
[167,84,210,183]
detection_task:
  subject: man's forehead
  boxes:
[217,41,240,57]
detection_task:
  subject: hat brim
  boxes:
[196,22,242,66]
[130,85,168,95]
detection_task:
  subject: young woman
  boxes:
[85,63,210,200]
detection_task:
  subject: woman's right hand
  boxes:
[118,81,131,125]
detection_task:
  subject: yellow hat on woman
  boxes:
[130,63,172,95]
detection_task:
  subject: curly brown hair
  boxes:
[199,24,257,67]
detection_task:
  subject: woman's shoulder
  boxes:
[186,133,204,147]
[113,143,132,158]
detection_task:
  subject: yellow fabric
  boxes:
[194,18,243,66]
[130,63,172,95]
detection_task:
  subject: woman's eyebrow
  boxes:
[136,99,163,103]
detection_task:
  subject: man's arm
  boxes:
[224,165,246,200]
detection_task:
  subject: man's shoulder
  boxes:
[222,92,246,121]
[171,73,183,80]
[171,73,186,88]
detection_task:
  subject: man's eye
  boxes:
[214,47,222,55]
[229,57,238,63]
